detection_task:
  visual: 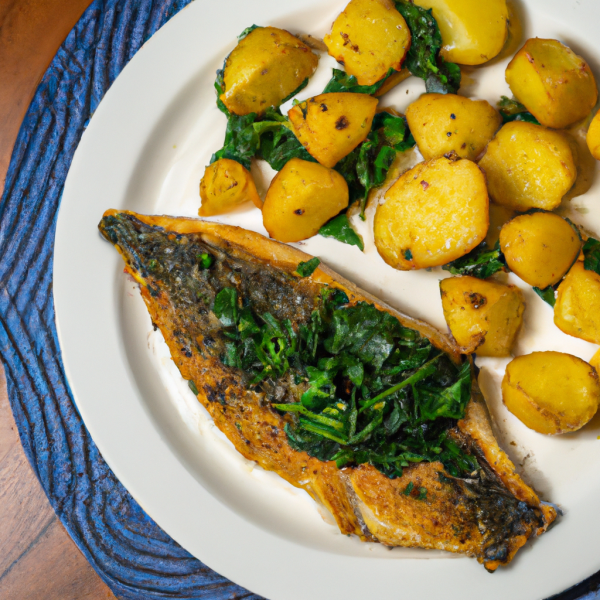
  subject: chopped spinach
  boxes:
[319,213,364,250]
[237,24,261,41]
[215,285,475,479]
[533,286,557,307]
[323,68,394,95]
[296,257,321,278]
[395,1,461,94]
[442,241,505,279]
[583,237,600,275]
[498,96,540,125]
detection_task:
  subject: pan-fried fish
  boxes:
[99,210,557,571]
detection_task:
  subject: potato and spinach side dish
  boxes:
[102,0,600,569]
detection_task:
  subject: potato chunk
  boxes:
[199,159,262,217]
[262,158,349,242]
[440,276,524,356]
[586,111,600,161]
[324,0,411,86]
[505,38,597,129]
[554,261,600,344]
[288,93,378,168]
[499,212,581,289]
[220,27,318,116]
[406,94,502,161]
[413,0,508,65]
[502,352,600,434]
[479,121,576,211]
[374,157,488,270]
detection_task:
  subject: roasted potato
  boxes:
[413,0,508,65]
[587,111,600,161]
[374,156,489,270]
[220,27,318,116]
[406,94,502,161]
[505,38,597,129]
[324,0,411,86]
[554,261,600,344]
[288,93,378,168]
[440,276,524,356]
[479,121,577,211]
[262,158,349,242]
[499,212,581,289]
[199,159,262,217]
[502,351,600,434]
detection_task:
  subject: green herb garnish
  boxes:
[395,1,461,94]
[188,380,199,395]
[323,68,394,95]
[498,96,540,125]
[214,286,475,479]
[320,213,364,250]
[583,237,600,275]
[533,286,557,307]
[442,241,505,279]
[296,258,321,278]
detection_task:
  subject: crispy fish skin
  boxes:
[99,210,557,570]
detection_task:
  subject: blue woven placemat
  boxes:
[0,1,599,598]
[0,1,262,598]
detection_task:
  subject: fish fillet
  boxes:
[99,210,557,571]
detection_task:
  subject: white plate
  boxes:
[54,0,600,598]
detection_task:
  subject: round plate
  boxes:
[54,0,600,598]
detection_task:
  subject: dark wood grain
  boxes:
[0,0,116,597]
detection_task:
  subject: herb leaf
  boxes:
[533,286,557,307]
[498,96,540,125]
[395,1,461,94]
[319,213,364,250]
[296,257,321,278]
[583,237,600,275]
[442,241,505,279]
[323,68,394,95]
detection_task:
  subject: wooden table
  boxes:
[0,1,116,597]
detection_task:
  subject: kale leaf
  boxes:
[442,241,505,279]
[395,1,461,94]
[319,213,364,250]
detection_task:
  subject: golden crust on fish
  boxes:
[99,210,557,570]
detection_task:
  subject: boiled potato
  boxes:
[324,0,411,86]
[413,0,508,65]
[220,27,318,116]
[406,94,502,161]
[554,261,600,344]
[587,111,600,161]
[288,93,378,168]
[262,158,349,242]
[499,212,581,289]
[505,38,597,129]
[199,159,262,217]
[479,121,577,211]
[440,276,524,356]
[502,351,600,434]
[374,156,489,270]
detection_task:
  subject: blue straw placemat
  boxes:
[0,0,598,598]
